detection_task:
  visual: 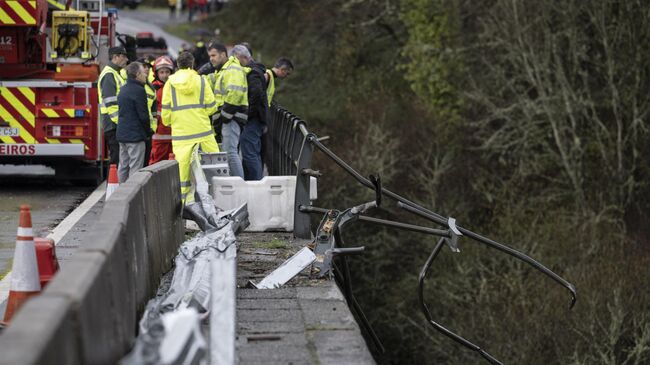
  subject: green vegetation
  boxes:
[252,238,288,250]
[168,1,650,363]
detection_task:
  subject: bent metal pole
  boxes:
[307,135,577,308]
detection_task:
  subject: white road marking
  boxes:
[0,182,106,301]
[47,183,106,244]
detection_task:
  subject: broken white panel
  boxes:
[253,247,316,289]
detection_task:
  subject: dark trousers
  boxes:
[188,5,194,21]
[241,118,265,181]
[105,129,120,166]
[261,129,272,174]
[144,137,152,167]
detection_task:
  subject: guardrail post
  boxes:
[294,131,314,239]
[266,106,277,175]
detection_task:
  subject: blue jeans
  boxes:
[222,121,244,178]
[241,118,264,180]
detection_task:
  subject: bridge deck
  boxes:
[0,186,376,364]
[235,232,375,365]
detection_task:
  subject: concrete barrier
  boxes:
[141,161,183,277]
[82,218,136,355]
[0,296,79,365]
[0,161,184,365]
[45,251,120,364]
[118,174,154,312]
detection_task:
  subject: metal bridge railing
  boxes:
[266,103,577,365]
[267,104,316,239]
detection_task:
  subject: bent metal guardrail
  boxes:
[267,104,577,365]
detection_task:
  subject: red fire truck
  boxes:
[0,0,117,182]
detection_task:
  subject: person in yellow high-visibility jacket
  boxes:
[161,51,219,204]
[212,44,250,178]
[265,57,294,106]
[98,46,128,165]
[261,57,294,172]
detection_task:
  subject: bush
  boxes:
[166,1,650,363]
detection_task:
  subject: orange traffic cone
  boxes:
[106,164,119,199]
[2,205,41,324]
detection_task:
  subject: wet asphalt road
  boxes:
[0,176,95,279]
[116,8,188,58]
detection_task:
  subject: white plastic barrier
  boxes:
[211,176,317,232]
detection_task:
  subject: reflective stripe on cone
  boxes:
[106,164,119,200]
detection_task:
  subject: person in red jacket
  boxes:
[149,56,175,165]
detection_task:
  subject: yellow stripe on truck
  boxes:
[0,8,15,24]
[0,136,16,144]
[0,88,35,126]
[0,104,34,143]
[42,108,59,118]
[7,1,36,24]
[65,109,75,117]
[17,87,35,104]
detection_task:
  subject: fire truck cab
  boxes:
[0,0,117,183]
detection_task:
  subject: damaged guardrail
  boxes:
[121,147,249,365]
[120,206,247,365]
[266,104,577,364]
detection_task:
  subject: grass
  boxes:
[163,22,195,43]
[252,238,288,250]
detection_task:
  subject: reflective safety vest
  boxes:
[266,69,275,107]
[148,68,155,84]
[145,82,157,132]
[98,65,124,125]
[213,56,249,124]
[205,70,218,90]
[161,69,217,143]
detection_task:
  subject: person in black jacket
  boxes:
[240,57,269,180]
[116,62,152,183]
[192,41,209,72]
